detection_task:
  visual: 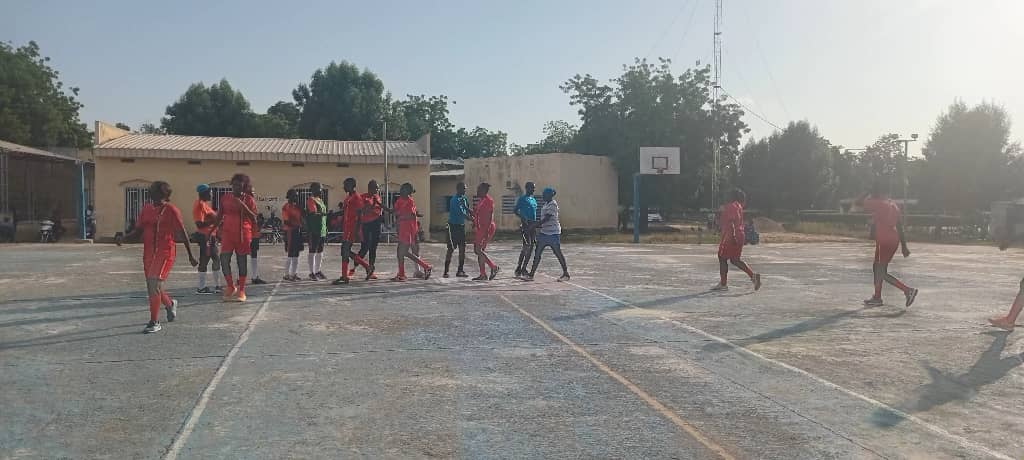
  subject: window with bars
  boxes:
[124,186,151,232]
[209,187,233,212]
[501,195,516,214]
[293,188,330,212]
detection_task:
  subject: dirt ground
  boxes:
[2,241,1022,459]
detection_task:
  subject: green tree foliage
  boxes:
[918,101,1022,213]
[738,121,841,210]
[0,41,91,147]
[161,79,256,137]
[511,120,578,155]
[292,61,385,140]
[265,101,300,137]
[115,122,131,131]
[137,123,165,134]
[562,58,748,208]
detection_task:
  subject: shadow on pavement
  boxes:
[870,331,1022,428]
[701,306,907,352]
[0,323,139,351]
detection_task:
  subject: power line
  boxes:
[670,0,701,64]
[740,5,792,120]
[644,0,692,60]
[722,90,785,132]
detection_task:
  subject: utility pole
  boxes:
[711,0,723,210]
[896,134,918,215]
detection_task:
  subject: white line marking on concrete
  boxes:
[497,293,735,460]
[162,280,282,460]
[558,279,1013,460]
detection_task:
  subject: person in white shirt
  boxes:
[521,187,569,282]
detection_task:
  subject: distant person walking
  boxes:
[216,174,258,302]
[470,182,499,281]
[281,189,304,281]
[334,178,373,284]
[391,183,432,281]
[192,184,222,294]
[514,182,538,278]
[305,182,328,281]
[711,189,761,292]
[855,181,917,307]
[522,187,569,282]
[443,182,470,278]
[120,181,197,333]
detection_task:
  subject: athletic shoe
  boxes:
[905,288,919,308]
[710,284,729,292]
[143,321,161,334]
[413,271,425,279]
[443,273,450,278]
[390,275,407,282]
[472,275,488,281]
[863,297,884,307]
[521,274,534,282]
[456,271,469,278]
[235,291,247,303]
[213,286,223,294]
[196,287,214,295]
[309,273,318,282]
[222,286,236,302]
[753,273,762,291]
[558,273,571,282]
[364,266,375,281]
[165,299,178,322]
[423,266,432,280]
[252,278,267,285]
[316,272,327,280]
[332,277,350,285]
[367,273,378,280]
[489,266,500,281]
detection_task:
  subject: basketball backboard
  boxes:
[639,147,680,175]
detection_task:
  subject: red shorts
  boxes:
[874,239,899,265]
[718,234,744,259]
[144,249,175,280]
[398,231,416,246]
[474,223,495,248]
[221,231,252,255]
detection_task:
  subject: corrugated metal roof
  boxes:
[94,134,428,164]
[430,169,465,177]
[0,139,81,162]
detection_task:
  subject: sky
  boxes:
[5,0,1023,155]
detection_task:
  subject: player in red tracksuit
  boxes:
[470,182,499,281]
[711,189,761,292]
[391,183,432,281]
[856,181,918,307]
[216,173,258,302]
[333,178,373,284]
[121,181,197,333]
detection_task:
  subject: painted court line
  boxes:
[497,293,736,460]
[558,279,1013,460]
[162,280,282,460]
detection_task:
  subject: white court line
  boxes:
[497,294,735,460]
[558,279,1013,460]
[162,280,282,460]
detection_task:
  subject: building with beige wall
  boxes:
[459,153,618,231]
[92,122,430,239]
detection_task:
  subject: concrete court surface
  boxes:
[1,240,1023,459]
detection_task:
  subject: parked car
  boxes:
[647,209,664,223]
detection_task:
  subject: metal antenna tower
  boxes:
[711,0,723,210]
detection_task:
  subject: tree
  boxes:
[512,120,578,155]
[451,127,508,158]
[737,121,838,210]
[161,79,256,137]
[265,101,300,137]
[0,41,91,147]
[562,58,748,209]
[293,61,385,140]
[918,100,1022,213]
[115,122,131,131]
[137,123,165,134]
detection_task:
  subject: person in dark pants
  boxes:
[281,189,304,281]
[355,180,384,279]
[522,187,569,282]
[192,184,222,294]
[444,182,470,278]
[305,182,328,280]
[514,182,538,278]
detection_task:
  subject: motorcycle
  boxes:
[39,219,55,243]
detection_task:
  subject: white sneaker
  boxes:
[143,321,162,333]
[165,299,178,322]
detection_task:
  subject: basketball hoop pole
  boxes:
[633,172,641,243]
